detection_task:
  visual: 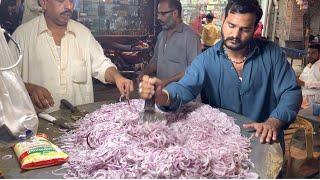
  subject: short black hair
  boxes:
[206,13,214,21]
[225,0,263,26]
[159,0,182,18]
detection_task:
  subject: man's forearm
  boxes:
[104,67,122,83]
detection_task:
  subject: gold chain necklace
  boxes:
[224,46,247,64]
[228,56,246,64]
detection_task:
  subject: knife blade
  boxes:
[38,113,73,130]
[60,99,87,120]
[144,95,156,113]
[140,93,166,122]
[51,118,73,130]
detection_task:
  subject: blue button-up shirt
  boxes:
[163,40,302,124]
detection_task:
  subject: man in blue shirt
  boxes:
[139,0,302,144]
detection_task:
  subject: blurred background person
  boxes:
[190,13,204,36]
[0,0,21,34]
[22,0,43,23]
[297,44,320,109]
[201,12,220,52]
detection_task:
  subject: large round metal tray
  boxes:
[0,100,283,178]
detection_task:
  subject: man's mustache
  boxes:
[225,37,241,43]
[60,10,73,16]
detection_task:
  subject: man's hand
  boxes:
[243,118,284,144]
[105,67,134,99]
[139,75,170,106]
[114,74,134,99]
[25,83,54,110]
[296,78,305,87]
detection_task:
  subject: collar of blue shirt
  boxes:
[214,39,262,61]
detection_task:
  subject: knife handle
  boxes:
[60,99,77,113]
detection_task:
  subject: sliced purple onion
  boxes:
[57,99,258,178]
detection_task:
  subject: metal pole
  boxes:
[271,0,279,41]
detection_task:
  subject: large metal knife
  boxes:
[140,84,165,122]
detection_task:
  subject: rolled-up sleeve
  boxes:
[89,34,116,84]
[270,49,302,124]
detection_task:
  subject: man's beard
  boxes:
[221,31,252,51]
[160,15,174,30]
[160,22,169,30]
[307,58,318,64]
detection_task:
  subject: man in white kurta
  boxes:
[9,0,133,113]
[298,44,320,108]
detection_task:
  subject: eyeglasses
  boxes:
[157,9,175,17]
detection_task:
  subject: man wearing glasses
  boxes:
[138,0,201,86]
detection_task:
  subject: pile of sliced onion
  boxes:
[56,99,258,178]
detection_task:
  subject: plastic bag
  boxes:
[0,27,38,148]
[13,134,68,170]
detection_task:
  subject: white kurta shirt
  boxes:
[9,15,116,112]
[299,60,320,108]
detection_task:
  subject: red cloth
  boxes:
[254,22,263,39]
